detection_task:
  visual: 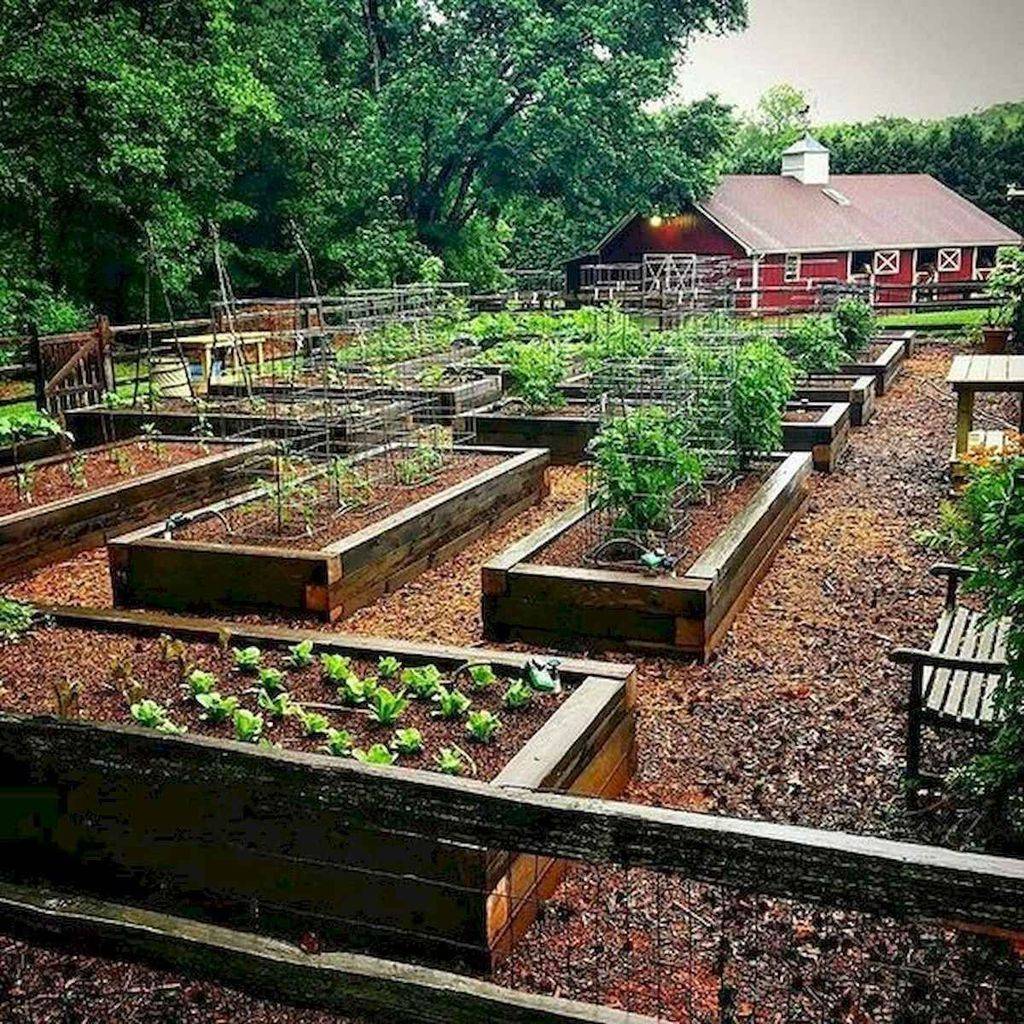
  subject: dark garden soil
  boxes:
[173,451,503,550]
[782,408,822,423]
[0,440,224,516]
[0,623,565,782]
[530,470,767,572]
[151,395,394,421]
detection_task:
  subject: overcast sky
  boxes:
[676,0,1024,122]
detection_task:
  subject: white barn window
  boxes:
[873,250,900,276]
[784,253,801,283]
[938,248,962,273]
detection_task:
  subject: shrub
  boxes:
[984,247,1024,339]
[732,337,796,463]
[832,298,875,358]
[591,407,704,534]
[780,315,847,374]
[505,342,566,412]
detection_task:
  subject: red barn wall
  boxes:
[758,252,848,309]
[599,212,746,262]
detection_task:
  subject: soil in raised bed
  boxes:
[126,395,400,423]
[782,408,822,423]
[0,623,570,783]
[529,470,768,574]
[171,450,505,551]
[0,439,227,516]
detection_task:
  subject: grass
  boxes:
[875,308,990,330]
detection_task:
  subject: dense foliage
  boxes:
[778,315,848,375]
[732,336,795,462]
[0,0,745,329]
[832,298,875,359]
[984,248,1024,338]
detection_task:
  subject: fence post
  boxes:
[97,316,115,395]
[29,325,45,413]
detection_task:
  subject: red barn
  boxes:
[566,136,1022,310]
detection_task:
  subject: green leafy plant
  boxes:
[299,709,330,736]
[330,457,375,508]
[232,646,263,673]
[0,597,38,642]
[832,297,876,358]
[232,708,264,743]
[503,679,534,710]
[435,746,467,775]
[395,441,446,485]
[401,664,443,699]
[323,728,354,757]
[466,709,501,743]
[130,699,185,734]
[466,663,497,690]
[196,692,239,722]
[780,315,848,374]
[66,452,88,489]
[391,727,424,755]
[187,668,218,696]
[353,743,398,766]
[337,674,377,706]
[732,336,795,464]
[257,666,287,694]
[377,655,402,681]
[983,247,1024,339]
[591,407,705,534]
[258,689,295,718]
[432,686,471,720]
[320,652,353,684]
[286,639,315,668]
[506,341,567,412]
[367,685,409,725]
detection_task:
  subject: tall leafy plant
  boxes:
[832,298,876,358]
[780,315,848,374]
[732,338,795,463]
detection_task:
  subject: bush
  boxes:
[780,315,847,374]
[832,298,875,358]
[505,342,567,412]
[984,247,1024,339]
[591,407,704,534]
[732,337,795,462]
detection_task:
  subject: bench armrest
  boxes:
[889,647,1007,674]
[929,563,977,607]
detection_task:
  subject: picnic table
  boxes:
[947,354,1024,457]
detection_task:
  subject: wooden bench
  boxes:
[890,563,1009,782]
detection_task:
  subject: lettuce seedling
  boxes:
[233,646,263,673]
[377,655,402,681]
[196,692,239,722]
[232,708,264,743]
[323,728,354,757]
[257,667,287,694]
[391,727,424,755]
[337,674,376,706]
[367,686,409,726]
[353,743,398,766]
[286,639,315,668]
[130,699,185,735]
[467,663,497,690]
[299,710,330,737]
[432,686,471,720]
[502,679,533,710]
[0,597,37,643]
[187,669,218,696]
[524,657,561,694]
[257,689,294,719]
[466,710,501,744]
[319,652,353,684]
[401,664,443,700]
[435,747,466,775]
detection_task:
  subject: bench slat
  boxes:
[923,606,971,715]
[959,616,1000,722]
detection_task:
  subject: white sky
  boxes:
[676,0,1024,122]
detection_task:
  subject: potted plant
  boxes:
[981,248,1024,353]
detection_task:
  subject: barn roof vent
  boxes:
[781,134,830,186]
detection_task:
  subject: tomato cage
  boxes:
[580,342,742,572]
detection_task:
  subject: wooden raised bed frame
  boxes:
[782,401,851,472]
[839,333,912,396]
[0,437,273,581]
[0,605,635,972]
[465,402,599,465]
[482,452,812,658]
[109,445,550,621]
[0,433,68,467]
[792,373,876,426]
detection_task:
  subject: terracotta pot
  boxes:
[981,326,1012,354]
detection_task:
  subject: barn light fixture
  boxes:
[649,215,663,227]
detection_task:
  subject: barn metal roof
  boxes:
[696,174,1023,256]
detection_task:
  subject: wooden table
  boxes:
[176,331,280,386]
[947,354,1024,456]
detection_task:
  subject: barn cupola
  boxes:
[781,135,830,185]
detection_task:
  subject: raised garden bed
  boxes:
[482,451,812,658]
[63,396,412,449]
[0,437,272,581]
[792,373,876,426]
[0,432,68,467]
[464,401,599,465]
[839,335,910,396]
[109,444,550,620]
[782,401,851,472]
[0,605,635,970]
